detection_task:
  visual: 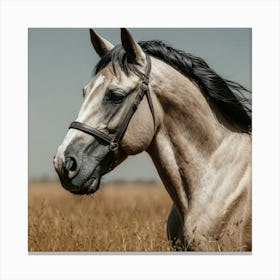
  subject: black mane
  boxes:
[95,40,251,133]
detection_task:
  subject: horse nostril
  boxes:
[63,156,79,179]
[66,157,77,171]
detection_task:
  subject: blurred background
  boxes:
[28,28,252,182]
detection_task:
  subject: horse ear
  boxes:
[121,28,146,65]
[89,29,114,57]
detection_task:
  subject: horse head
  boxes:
[53,29,157,195]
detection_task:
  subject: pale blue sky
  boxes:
[28,28,251,181]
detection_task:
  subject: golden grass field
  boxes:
[28,181,173,252]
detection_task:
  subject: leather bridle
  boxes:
[69,55,155,152]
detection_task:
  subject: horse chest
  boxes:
[184,168,251,251]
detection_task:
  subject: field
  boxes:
[28,181,173,252]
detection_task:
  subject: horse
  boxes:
[53,28,252,251]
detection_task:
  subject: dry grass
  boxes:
[28,181,173,252]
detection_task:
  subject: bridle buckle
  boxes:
[140,79,149,92]
[109,141,119,151]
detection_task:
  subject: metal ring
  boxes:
[109,142,119,151]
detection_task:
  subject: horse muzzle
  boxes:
[53,148,114,195]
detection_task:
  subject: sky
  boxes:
[28,28,251,181]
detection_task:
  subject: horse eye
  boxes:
[106,90,125,104]
[82,89,85,98]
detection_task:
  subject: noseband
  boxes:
[69,55,155,151]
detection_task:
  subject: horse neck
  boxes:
[147,58,231,216]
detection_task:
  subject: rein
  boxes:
[69,55,155,151]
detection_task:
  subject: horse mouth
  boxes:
[60,152,115,195]
[68,176,101,195]
[58,148,126,195]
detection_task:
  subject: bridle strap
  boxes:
[69,55,155,151]
[69,121,113,145]
[145,84,156,129]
